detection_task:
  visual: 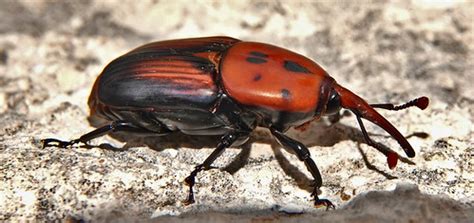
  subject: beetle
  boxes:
[42,36,429,209]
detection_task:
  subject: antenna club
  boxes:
[416,96,429,110]
[387,152,399,169]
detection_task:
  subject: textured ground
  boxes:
[0,0,473,222]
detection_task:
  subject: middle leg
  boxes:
[183,131,249,205]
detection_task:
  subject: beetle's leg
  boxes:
[212,94,255,132]
[328,112,342,124]
[183,131,248,205]
[355,115,399,169]
[42,121,156,148]
[270,128,335,210]
[370,96,429,111]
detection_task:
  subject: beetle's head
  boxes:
[329,84,428,168]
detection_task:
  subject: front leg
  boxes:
[270,128,335,210]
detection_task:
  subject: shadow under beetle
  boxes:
[43,36,429,209]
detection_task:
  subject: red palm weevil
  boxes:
[43,36,429,209]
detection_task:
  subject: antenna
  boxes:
[354,96,429,168]
[370,96,429,111]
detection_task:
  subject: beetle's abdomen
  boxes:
[89,37,240,114]
[221,42,330,113]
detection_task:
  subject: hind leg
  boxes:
[42,120,171,148]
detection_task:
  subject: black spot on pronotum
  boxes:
[283,60,310,73]
[281,89,291,101]
[246,57,267,64]
[249,51,268,58]
[253,73,262,81]
[246,51,268,64]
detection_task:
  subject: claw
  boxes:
[41,138,79,148]
[183,192,195,205]
[183,176,196,205]
[183,168,200,205]
[314,198,335,210]
[311,185,335,210]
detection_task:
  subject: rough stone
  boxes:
[0,1,472,222]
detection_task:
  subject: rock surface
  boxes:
[0,0,472,222]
